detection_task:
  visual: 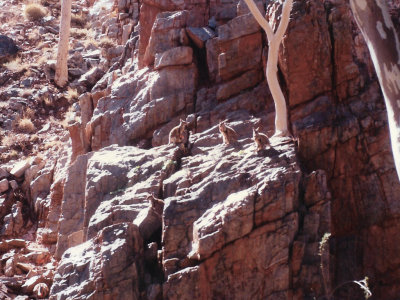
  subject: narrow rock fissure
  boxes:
[325,1,339,105]
[288,172,306,292]
[192,43,209,89]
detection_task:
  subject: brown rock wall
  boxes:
[283,1,400,298]
[41,0,400,299]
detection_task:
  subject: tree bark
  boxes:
[55,0,72,87]
[243,0,293,137]
[350,0,400,180]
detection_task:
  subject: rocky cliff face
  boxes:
[1,0,400,299]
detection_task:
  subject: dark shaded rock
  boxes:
[0,35,19,64]
[186,27,216,48]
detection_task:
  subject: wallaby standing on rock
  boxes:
[253,127,270,151]
[147,193,164,216]
[169,119,188,145]
[219,121,238,145]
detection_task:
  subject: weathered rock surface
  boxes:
[50,130,322,299]
[1,0,399,299]
[50,223,143,299]
[87,63,197,150]
[143,11,189,67]
[0,179,9,193]
[161,130,308,298]
[54,145,180,259]
[279,0,400,298]
[154,46,193,69]
[2,202,24,237]
[10,160,30,178]
[186,27,215,48]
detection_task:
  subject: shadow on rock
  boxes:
[257,147,280,157]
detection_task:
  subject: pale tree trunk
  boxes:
[55,0,72,87]
[243,0,293,137]
[350,0,400,181]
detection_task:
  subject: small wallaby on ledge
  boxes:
[253,127,270,151]
[147,193,164,216]
[169,119,188,145]
[219,121,238,145]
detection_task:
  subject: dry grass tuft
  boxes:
[61,106,78,128]
[30,134,39,143]
[98,37,115,49]
[42,139,62,151]
[3,58,29,73]
[18,118,36,133]
[65,87,79,103]
[2,134,16,148]
[24,3,47,21]
[43,95,54,107]
[80,29,99,48]
[70,28,90,39]
[1,149,19,163]
[71,13,86,28]
[33,54,52,68]
[24,107,35,119]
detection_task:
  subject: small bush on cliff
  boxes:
[24,3,47,21]
[98,37,114,49]
[18,118,35,133]
[65,87,78,103]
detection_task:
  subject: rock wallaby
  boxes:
[219,121,238,145]
[169,119,188,145]
[252,127,270,151]
[147,193,164,216]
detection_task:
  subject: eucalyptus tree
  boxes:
[350,0,400,180]
[243,0,293,137]
[55,0,72,87]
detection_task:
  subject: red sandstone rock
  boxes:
[186,27,215,48]
[10,160,30,178]
[143,11,189,67]
[3,0,398,299]
[0,179,9,193]
[50,223,143,299]
[216,68,262,100]
[154,46,193,69]
[278,0,332,106]
[68,122,90,163]
[138,3,162,68]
